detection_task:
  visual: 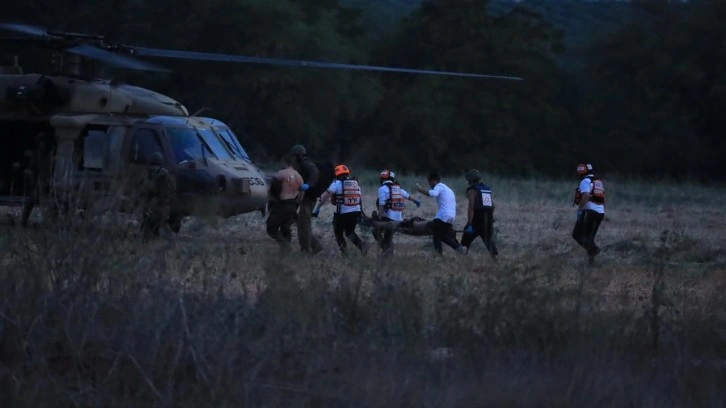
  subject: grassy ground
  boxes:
[1,173,725,406]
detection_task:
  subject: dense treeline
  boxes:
[4,0,726,179]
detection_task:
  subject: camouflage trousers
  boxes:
[141,205,170,240]
[296,198,322,254]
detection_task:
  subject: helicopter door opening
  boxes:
[122,127,169,210]
[70,125,129,210]
[128,128,167,165]
[73,125,108,173]
[71,125,129,177]
[0,120,54,206]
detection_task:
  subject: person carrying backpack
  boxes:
[572,163,605,264]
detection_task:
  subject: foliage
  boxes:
[4,0,726,179]
[359,0,570,175]
[581,0,726,179]
[2,174,726,406]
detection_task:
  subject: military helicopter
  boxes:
[0,22,523,231]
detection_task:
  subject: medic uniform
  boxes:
[572,163,605,263]
[321,165,366,256]
[375,170,413,257]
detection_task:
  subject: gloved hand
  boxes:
[576,209,585,222]
[299,183,310,192]
[413,199,421,208]
[312,209,319,218]
[464,224,474,234]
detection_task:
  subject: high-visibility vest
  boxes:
[574,176,605,205]
[333,177,361,211]
[380,183,405,212]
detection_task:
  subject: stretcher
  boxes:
[358,211,433,236]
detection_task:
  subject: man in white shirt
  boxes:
[313,164,367,256]
[416,173,466,255]
[375,169,421,257]
[572,163,605,264]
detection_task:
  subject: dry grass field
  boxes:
[1,173,725,406]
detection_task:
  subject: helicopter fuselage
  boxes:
[0,74,268,222]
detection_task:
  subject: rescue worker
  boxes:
[416,173,466,255]
[291,144,323,254]
[139,152,176,241]
[572,163,605,264]
[266,154,304,252]
[460,169,498,260]
[374,169,421,257]
[313,164,367,256]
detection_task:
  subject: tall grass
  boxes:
[1,174,725,406]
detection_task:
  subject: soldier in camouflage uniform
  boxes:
[291,144,323,254]
[139,152,176,240]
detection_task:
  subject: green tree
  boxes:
[361,0,570,175]
[115,0,381,160]
[5,0,382,162]
[584,0,726,179]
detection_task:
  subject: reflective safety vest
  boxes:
[333,177,361,210]
[379,183,406,212]
[573,176,605,205]
[468,183,493,210]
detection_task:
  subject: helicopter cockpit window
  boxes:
[129,128,164,164]
[166,127,215,163]
[215,127,251,162]
[197,128,233,160]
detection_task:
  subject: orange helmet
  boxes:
[334,164,350,177]
[379,169,395,182]
[576,163,593,176]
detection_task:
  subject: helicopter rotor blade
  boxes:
[0,23,50,38]
[67,44,172,72]
[133,46,524,80]
[0,23,48,37]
